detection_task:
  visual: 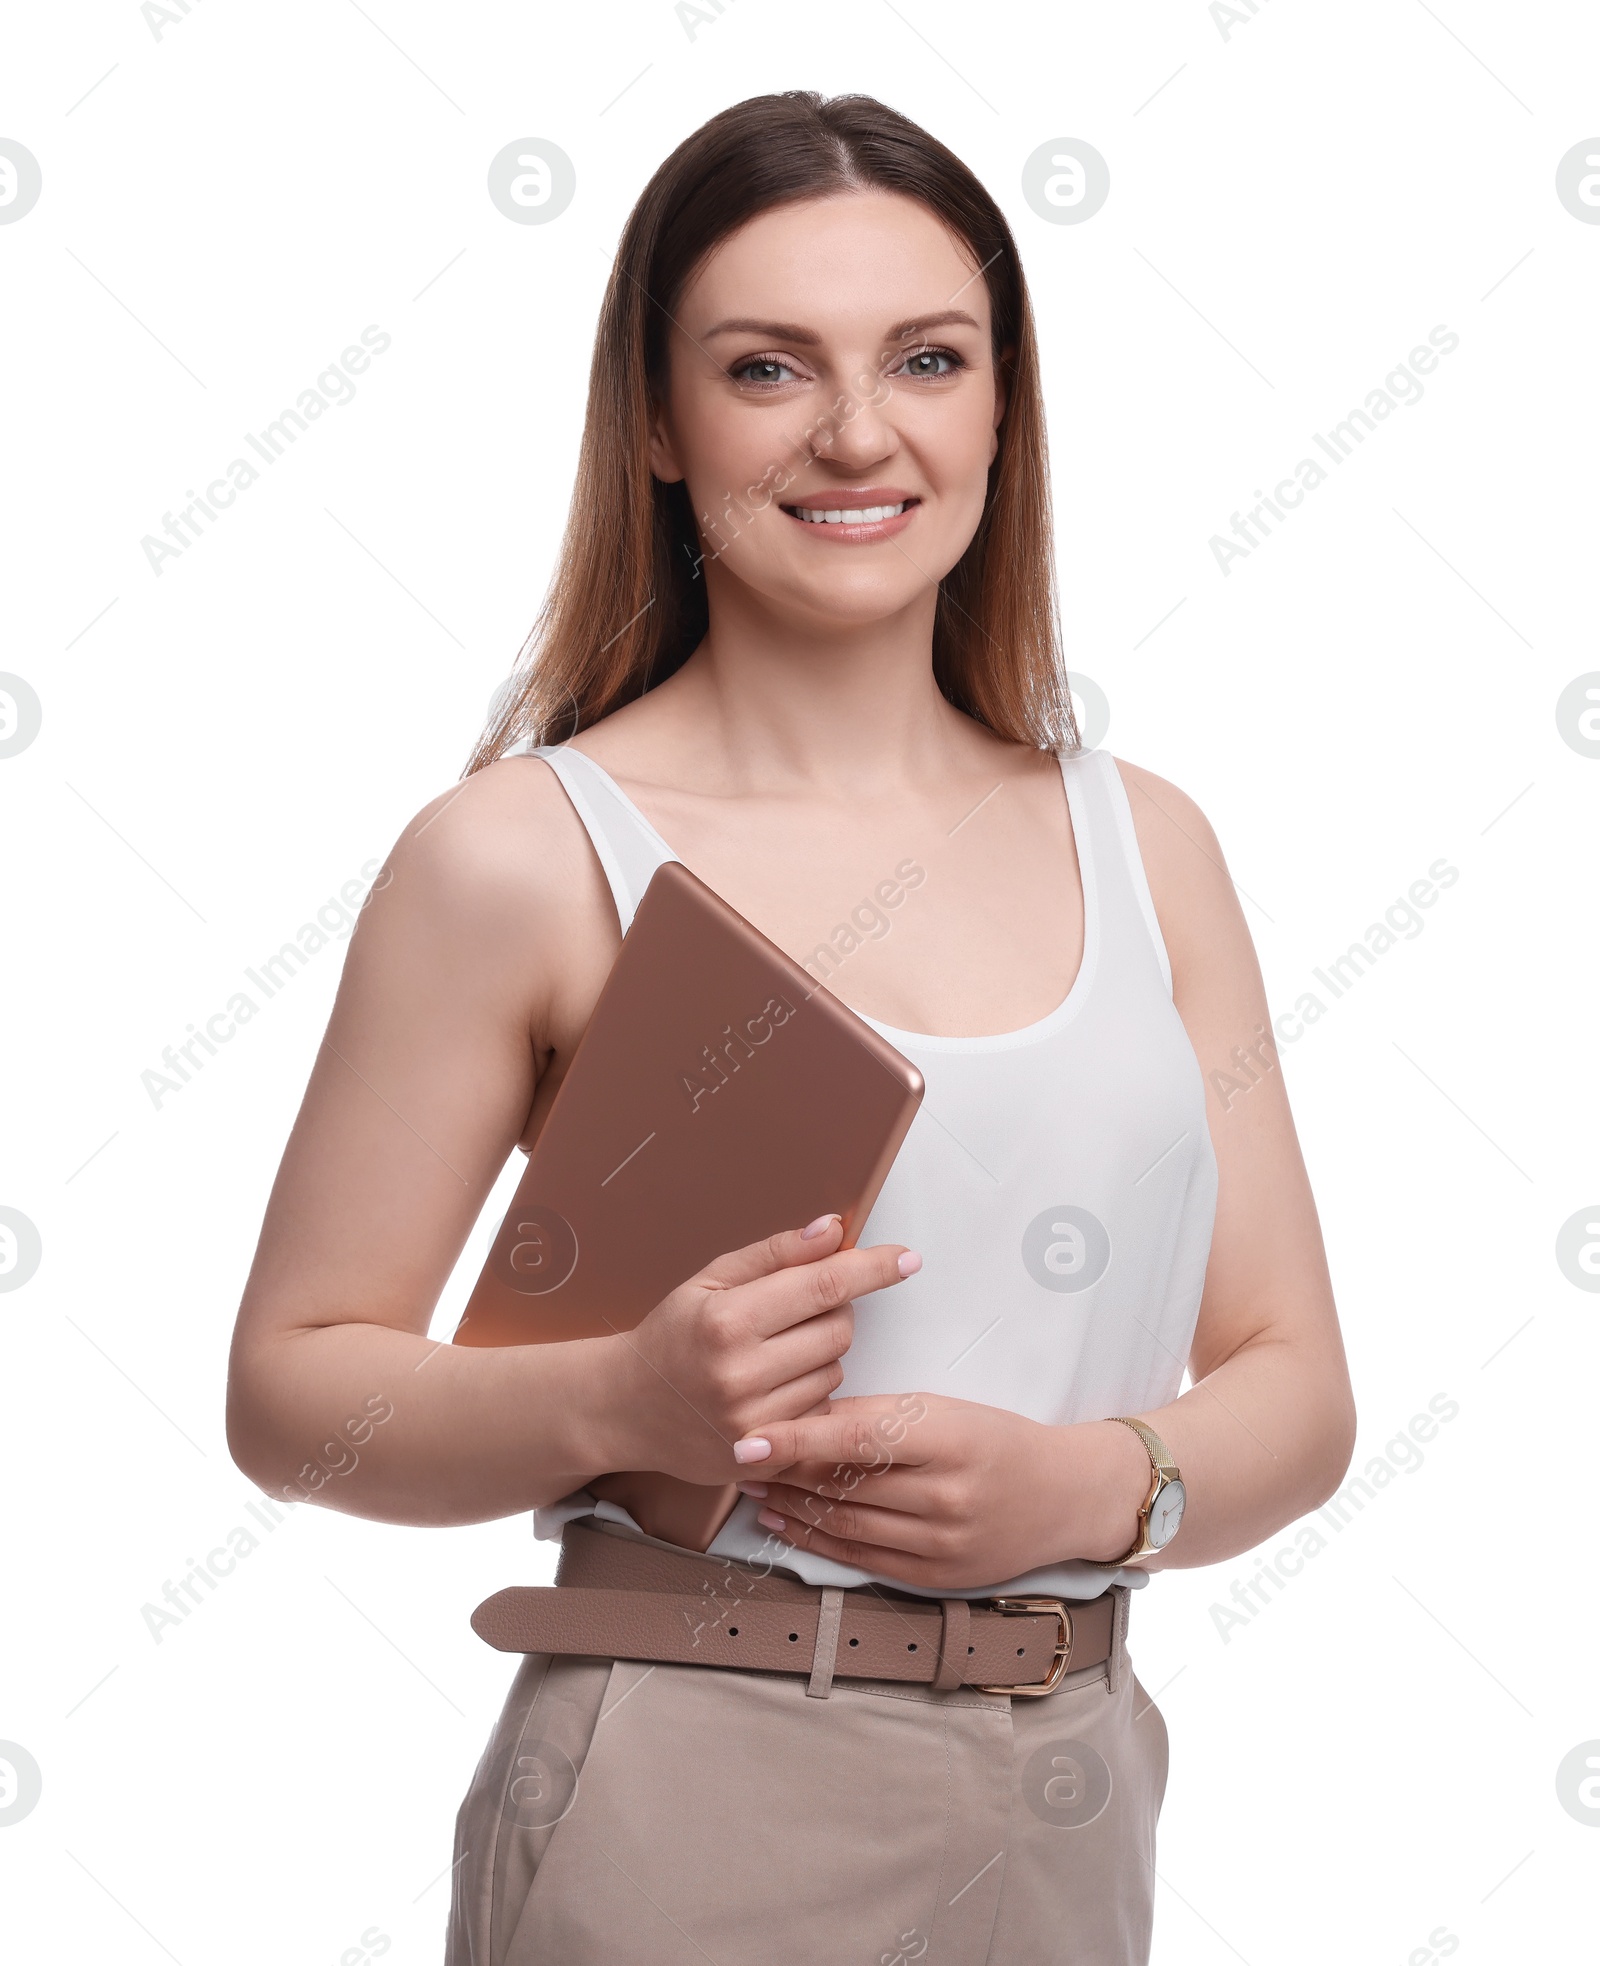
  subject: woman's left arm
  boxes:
[737,760,1358,1588]
[1087,756,1359,1571]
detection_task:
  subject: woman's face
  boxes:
[649,190,1008,633]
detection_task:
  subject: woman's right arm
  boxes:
[224,760,911,1528]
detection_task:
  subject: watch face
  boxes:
[1147,1479,1186,1549]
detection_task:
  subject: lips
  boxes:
[778,490,922,541]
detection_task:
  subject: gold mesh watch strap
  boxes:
[1111,1415,1180,1480]
[1095,1416,1181,1567]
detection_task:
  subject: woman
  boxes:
[227,91,1356,1965]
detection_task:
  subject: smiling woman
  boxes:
[225,88,1355,1966]
[466,95,1070,764]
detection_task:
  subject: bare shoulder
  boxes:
[382,754,594,916]
[1107,755,1255,1000]
[347,752,617,1044]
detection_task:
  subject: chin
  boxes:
[790,587,932,636]
[744,562,946,626]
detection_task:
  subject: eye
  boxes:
[895,345,965,379]
[729,355,805,388]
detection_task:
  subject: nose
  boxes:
[806,369,897,471]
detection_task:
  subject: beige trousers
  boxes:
[446,1568,1168,1966]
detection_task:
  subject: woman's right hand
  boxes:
[596,1213,920,1489]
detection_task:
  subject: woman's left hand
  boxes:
[731,1391,1149,1589]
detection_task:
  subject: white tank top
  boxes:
[518,739,1218,1602]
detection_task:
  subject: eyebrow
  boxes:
[701,308,983,345]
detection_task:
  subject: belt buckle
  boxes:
[973,1595,1075,1696]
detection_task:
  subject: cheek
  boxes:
[915,389,1000,480]
[694,485,795,576]
[670,384,787,509]
[885,387,998,514]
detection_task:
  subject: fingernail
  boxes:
[736,1481,768,1498]
[757,1509,787,1533]
[801,1212,842,1239]
[733,1437,772,1464]
[897,1249,922,1278]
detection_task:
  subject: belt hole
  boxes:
[788,1631,798,1642]
[728,1627,738,1637]
[967,1645,975,1654]
[848,1636,860,1647]
[907,1642,917,1652]
[1016,1646,1025,1657]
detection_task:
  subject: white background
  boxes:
[3,2,1598,1961]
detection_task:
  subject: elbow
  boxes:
[224,1357,298,1502]
[224,1385,277,1495]
[1310,1383,1359,1510]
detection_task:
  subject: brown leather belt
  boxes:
[471,1520,1117,1696]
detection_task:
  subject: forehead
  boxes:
[676,190,989,337]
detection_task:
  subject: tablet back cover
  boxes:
[453,858,924,1548]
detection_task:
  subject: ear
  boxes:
[648,396,685,484]
[989,343,1015,464]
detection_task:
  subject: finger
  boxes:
[749,1364,847,1427]
[692,1213,847,1292]
[734,1238,920,1342]
[746,1494,947,1588]
[752,1483,938,1555]
[739,1461,924,1512]
[731,1393,932,1471]
[748,1302,853,1389]
[746,1477,928,1531]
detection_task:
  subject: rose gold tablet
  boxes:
[453,858,925,1552]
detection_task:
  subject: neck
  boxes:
[648,572,976,796]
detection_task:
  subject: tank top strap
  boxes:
[518,741,681,936]
[1059,745,1174,997]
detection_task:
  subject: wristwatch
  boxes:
[1097,1416,1185,1566]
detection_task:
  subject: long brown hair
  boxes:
[464,90,1078,774]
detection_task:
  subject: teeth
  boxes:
[791,501,908,524]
